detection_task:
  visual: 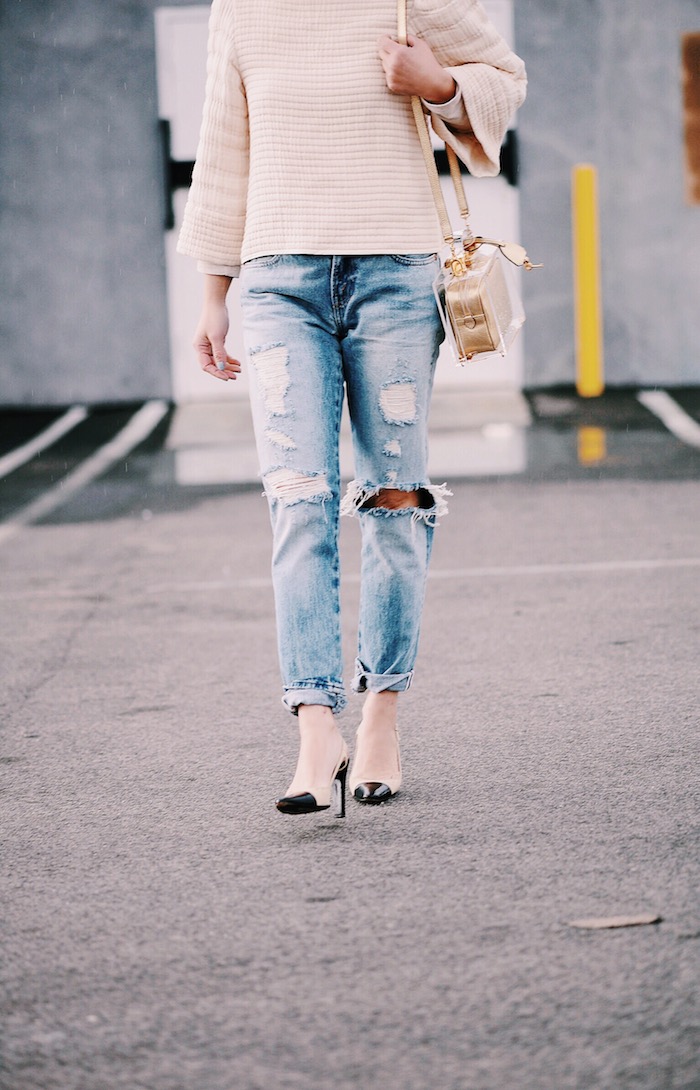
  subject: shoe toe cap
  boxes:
[276,792,319,814]
[353,781,393,804]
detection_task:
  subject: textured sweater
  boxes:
[177,0,527,275]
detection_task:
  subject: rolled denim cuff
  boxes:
[283,680,347,716]
[352,659,413,695]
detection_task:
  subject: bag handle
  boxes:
[397,0,542,271]
[397,0,473,258]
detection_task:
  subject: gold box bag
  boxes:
[397,0,540,364]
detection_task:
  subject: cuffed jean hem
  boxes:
[352,659,414,695]
[282,680,347,716]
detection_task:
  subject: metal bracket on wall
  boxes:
[159,119,194,230]
[159,119,520,231]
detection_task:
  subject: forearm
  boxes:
[203,273,232,305]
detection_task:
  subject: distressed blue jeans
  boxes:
[239,254,448,714]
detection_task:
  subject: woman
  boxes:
[178,0,526,816]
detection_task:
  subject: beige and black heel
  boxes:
[349,727,401,804]
[276,743,349,817]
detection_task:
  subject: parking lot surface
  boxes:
[1,387,699,1090]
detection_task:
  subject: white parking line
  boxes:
[0,400,169,547]
[0,405,88,480]
[638,389,700,449]
[134,555,700,596]
[428,557,700,578]
[0,555,697,602]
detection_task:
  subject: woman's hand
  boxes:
[378,34,457,103]
[193,275,243,381]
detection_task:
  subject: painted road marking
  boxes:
[0,400,169,547]
[638,389,700,449]
[1,556,697,602]
[0,405,88,480]
[127,556,700,596]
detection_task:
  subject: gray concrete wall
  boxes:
[516,0,700,387]
[0,0,197,407]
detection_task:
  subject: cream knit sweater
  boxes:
[177,0,526,275]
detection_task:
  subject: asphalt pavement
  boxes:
[1,386,700,1090]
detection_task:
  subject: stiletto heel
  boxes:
[332,761,348,818]
[276,743,349,817]
[349,726,401,804]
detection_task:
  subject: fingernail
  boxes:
[216,359,226,371]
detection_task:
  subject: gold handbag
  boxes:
[397,0,540,363]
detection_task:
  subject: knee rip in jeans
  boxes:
[263,466,332,506]
[362,487,433,511]
[340,480,452,525]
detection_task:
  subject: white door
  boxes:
[155,1,523,403]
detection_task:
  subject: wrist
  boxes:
[424,73,457,105]
[203,273,232,304]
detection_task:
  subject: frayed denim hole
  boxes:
[265,428,297,451]
[361,506,421,519]
[379,379,417,426]
[263,467,333,508]
[249,341,285,357]
[341,478,434,517]
[411,483,453,526]
[339,480,380,516]
[251,345,290,416]
[342,480,452,525]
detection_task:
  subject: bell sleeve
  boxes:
[176,0,249,272]
[417,0,527,177]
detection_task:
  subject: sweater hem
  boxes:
[240,241,443,264]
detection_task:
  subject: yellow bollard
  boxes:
[572,165,605,397]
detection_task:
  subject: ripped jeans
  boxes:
[239,254,448,714]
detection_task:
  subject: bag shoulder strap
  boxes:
[397,0,472,253]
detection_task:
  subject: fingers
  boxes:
[378,34,419,52]
[192,299,239,380]
[209,336,228,374]
[378,36,405,93]
[378,34,401,55]
[378,33,445,99]
[202,352,242,382]
[194,338,242,382]
[203,356,242,381]
[378,35,424,95]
